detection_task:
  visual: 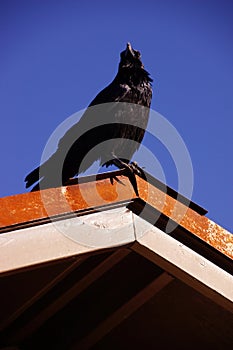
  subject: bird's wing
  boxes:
[56,82,131,150]
[88,82,131,106]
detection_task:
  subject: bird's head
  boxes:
[119,43,144,69]
[118,43,152,83]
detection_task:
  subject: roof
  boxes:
[0,170,232,349]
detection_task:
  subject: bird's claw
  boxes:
[107,156,146,196]
[109,175,125,186]
[124,163,139,196]
[128,161,146,180]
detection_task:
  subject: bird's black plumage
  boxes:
[25,43,153,191]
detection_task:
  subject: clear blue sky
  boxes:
[1,0,232,232]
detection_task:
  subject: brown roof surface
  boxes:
[0,170,232,259]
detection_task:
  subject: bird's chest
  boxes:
[125,83,151,107]
[109,83,150,129]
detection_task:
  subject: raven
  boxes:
[25,43,153,193]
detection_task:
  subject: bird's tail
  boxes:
[25,154,65,191]
[25,166,40,189]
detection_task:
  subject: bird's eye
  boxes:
[134,50,141,58]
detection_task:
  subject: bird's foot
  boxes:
[109,175,125,186]
[104,155,145,196]
[127,161,146,180]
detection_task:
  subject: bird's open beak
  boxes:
[125,42,135,57]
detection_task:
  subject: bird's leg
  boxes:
[110,155,146,178]
[127,161,147,181]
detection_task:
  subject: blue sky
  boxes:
[0,0,232,231]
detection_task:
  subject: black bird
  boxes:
[25,43,153,194]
